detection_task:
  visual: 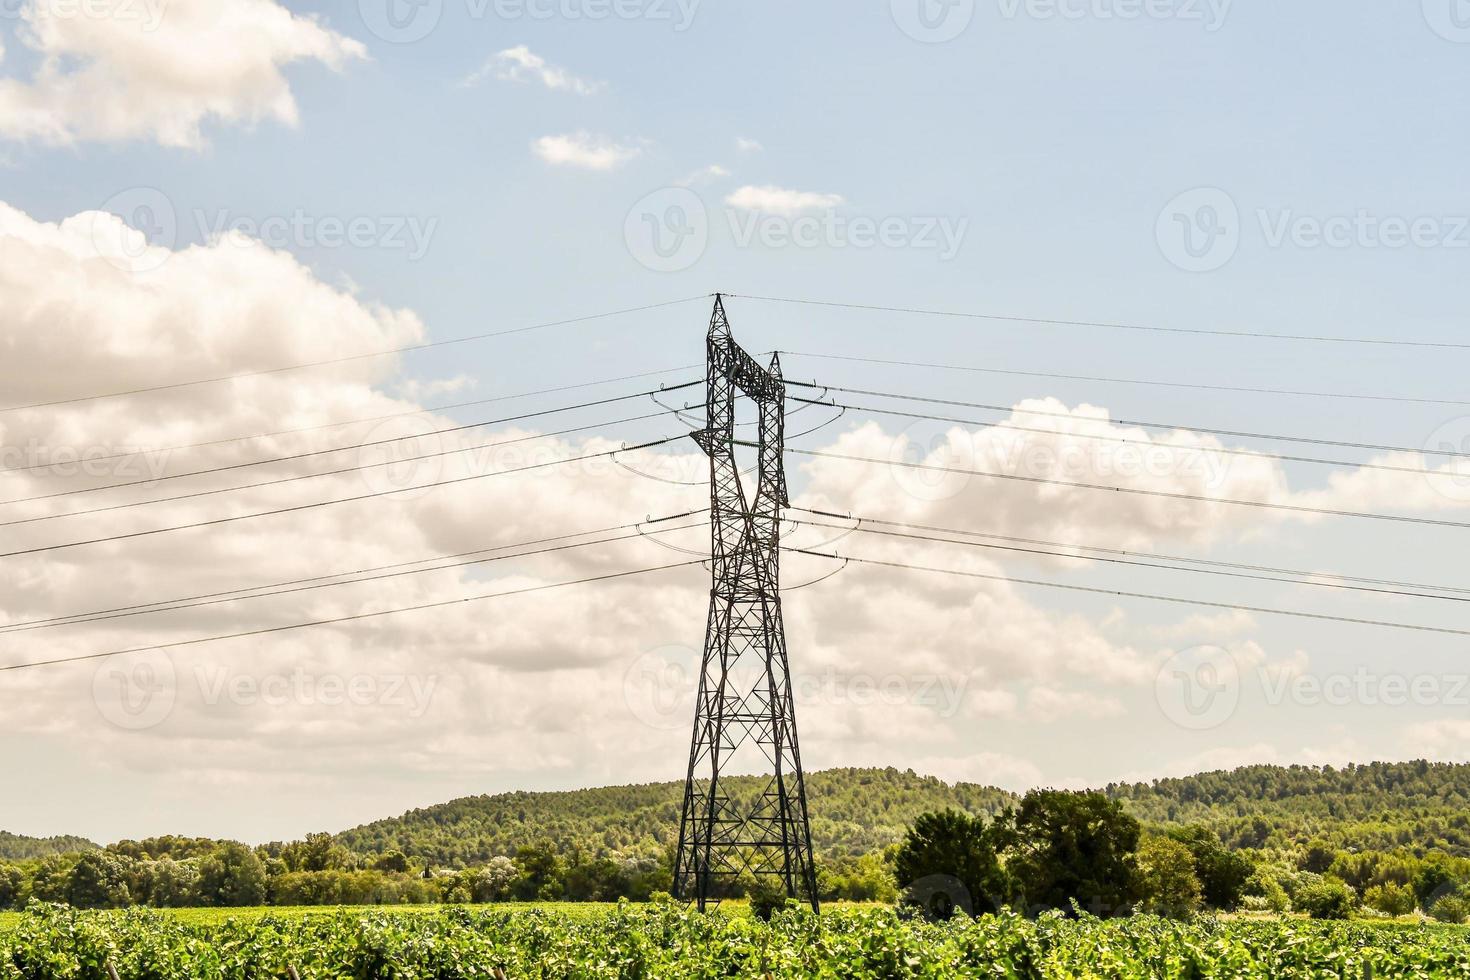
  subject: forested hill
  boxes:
[335,767,1014,867]
[337,761,1470,867]
[1106,761,1470,856]
[0,830,97,860]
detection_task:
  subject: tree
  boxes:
[1134,836,1202,918]
[1364,882,1416,917]
[373,851,411,874]
[0,863,24,910]
[1167,826,1253,910]
[893,809,1015,919]
[1010,791,1141,917]
[28,855,75,903]
[1294,877,1357,920]
[66,852,134,908]
[1431,894,1470,924]
[513,841,564,901]
[197,843,267,906]
[1300,840,1338,874]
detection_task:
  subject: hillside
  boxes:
[336,761,1470,868]
[1106,760,1470,856]
[335,767,1015,867]
[0,830,97,861]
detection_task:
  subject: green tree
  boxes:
[1011,791,1141,917]
[513,841,564,901]
[1431,894,1470,924]
[1294,877,1357,920]
[373,850,410,874]
[0,863,23,910]
[1134,836,1202,918]
[1167,825,1253,910]
[66,852,134,908]
[1364,882,1416,917]
[197,843,267,906]
[894,809,1015,919]
[1300,840,1339,874]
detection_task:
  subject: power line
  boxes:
[790,395,1446,478]
[787,511,1469,603]
[2,382,701,509]
[0,363,703,479]
[0,408,693,529]
[780,445,1470,530]
[785,380,1467,461]
[1,296,710,415]
[0,560,704,674]
[779,350,1470,408]
[727,293,1470,350]
[786,548,1470,638]
[0,513,708,635]
[0,436,690,560]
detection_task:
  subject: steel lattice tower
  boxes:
[673,295,819,912]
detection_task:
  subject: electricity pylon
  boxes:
[672,294,819,912]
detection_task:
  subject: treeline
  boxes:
[10,762,1470,915]
[897,790,1470,924]
[0,833,899,911]
[1107,760,1470,856]
[335,768,1013,868]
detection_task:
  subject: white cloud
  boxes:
[464,46,604,95]
[7,198,1470,841]
[677,164,731,187]
[0,0,366,149]
[735,136,762,153]
[532,132,640,171]
[725,184,844,216]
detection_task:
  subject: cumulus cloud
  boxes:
[4,198,1465,841]
[532,132,640,171]
[725,184,844,215]
[465,46,603,95]
[0,0,365,149]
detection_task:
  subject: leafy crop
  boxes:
[2,902,1469,978]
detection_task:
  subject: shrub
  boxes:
[1430,895,1470,924]
[1364,882,1416,917]
[1294,877,1357,920]
[745,876,792,921]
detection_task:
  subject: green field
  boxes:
[3,903,1470,978]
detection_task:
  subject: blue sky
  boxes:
[4,0,1470,842]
